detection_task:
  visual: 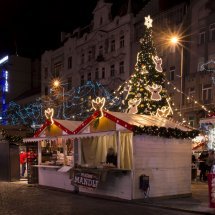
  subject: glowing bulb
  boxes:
[170,36,179,44]
[53,79,60,88]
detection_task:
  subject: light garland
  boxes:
[4,81,122,126]
[165,80,212,114]
[133,125,199,139]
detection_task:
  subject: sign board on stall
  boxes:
[74,172,99,189]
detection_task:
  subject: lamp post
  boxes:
[170,36,184,113]
[52,79,65,119]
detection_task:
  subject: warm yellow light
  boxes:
[170,36,179,44]
[53,79,60,88]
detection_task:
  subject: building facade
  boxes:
[41,0,160,95]
[183,0,215,127]
[41,0,215,128]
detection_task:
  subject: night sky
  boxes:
[0,0,189,59]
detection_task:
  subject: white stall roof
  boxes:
[72,110,192,135]
[106,111,191,131]
[33,118,83,138]
[54,119,82,131]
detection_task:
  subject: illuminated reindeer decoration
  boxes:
[44,108,54,125]
[92,97,106,118]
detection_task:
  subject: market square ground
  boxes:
[0,181,214,215]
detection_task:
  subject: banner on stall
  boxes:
[74,172,99,189]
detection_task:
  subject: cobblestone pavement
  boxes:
[0,181,200,215]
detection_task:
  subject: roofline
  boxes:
[71,110,101,134]
[33,118,75,138]
[34,120,51,137]
[103,111,133,131]
[71,110,134,134]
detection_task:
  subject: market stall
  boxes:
[64,109,197,200]
[24,104,198,200]
[24,108,82,191]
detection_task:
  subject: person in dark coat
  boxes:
[199,154,207,181]
[106,147,117,167]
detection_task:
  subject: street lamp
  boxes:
[170,36,184,113]
[52,79,65,119]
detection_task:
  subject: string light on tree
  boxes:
[121,15,172,117]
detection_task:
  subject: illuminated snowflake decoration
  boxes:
[144,15,153,29]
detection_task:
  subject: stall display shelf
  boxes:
[33,165,61,169]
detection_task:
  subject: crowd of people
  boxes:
[193,150,215,181]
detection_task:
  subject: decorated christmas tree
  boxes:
[123,15,172,117]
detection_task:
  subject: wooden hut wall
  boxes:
[132,135,192,198]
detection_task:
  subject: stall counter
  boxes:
[33,165,74,191]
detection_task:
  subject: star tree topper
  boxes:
[144,15,153,29]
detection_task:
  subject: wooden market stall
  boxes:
[64,110,197,200]
[24,115,82,191]
[24,104,198,200]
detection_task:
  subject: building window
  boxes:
[45,86,48,95]
[81,53,85,64]
[111,40,115,52]
[81,75,84,85]
[68,56,72,69]
[67,77,72,91]
[208,54,215,71]
[53,62,62,77]
[88,51,92,62]
[199,31,205,45]
[110,65,115,77]
[44,67,48,79]
[188,87,195,103]
[198,57,205,71]
[99,46,103,56]
[188,116,195,127]
[134,23,144,41]
[210,23,215,41]
[120,36,124,48]
[87,72,91,81]
[92,46,96,59]
[102,67,105,79]
[169,66,175,81]
[95,68,99,80]
[105,39,109,53]
[119,61,124,74]
[202,84,212,103]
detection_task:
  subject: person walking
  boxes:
[20,150,27,177]
[199,154,207,181]
[206,150,215,173]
